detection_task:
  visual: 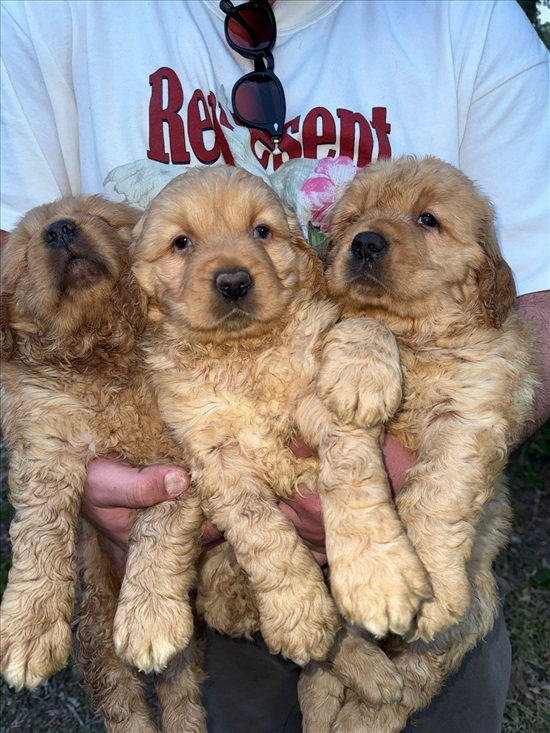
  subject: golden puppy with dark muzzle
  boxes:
[124,165,430,695]
[298,156,539,732]
[0,196,206,733]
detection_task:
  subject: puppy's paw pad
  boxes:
[331,545,432,637]
[356,383,403,427]
[199,592,260,638]
[197,554,260,638]
[318,318,402,428]
[411,590,471,641]
[0,619,72,690]
[114,598,194,673]
[335,691,404,733]
[354,662,403,707]
[374,670,405,706]
[262,591,339,666]
[320,379,401,428]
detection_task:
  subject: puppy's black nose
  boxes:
[351,231,388,262]
[215,269,253,301]
[44,220,78,248]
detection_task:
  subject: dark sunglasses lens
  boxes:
[226,5,275,52]
[233,74,285,135]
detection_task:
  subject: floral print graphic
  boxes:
[297,156,358,235]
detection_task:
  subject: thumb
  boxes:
[85,458,190,509]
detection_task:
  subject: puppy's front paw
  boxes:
[318,318,402,428]
[333,690,405,733]
[298,662,346,733]
[409,578,472,641]
[0,610,72,690]
[356,655,404,708]
[330,631,403,708]
[114,595,194,673]
[260,584,339,666]
[331,535,432,637]
[197,544,260,638]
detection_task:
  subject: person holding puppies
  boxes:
[1,1,548,731]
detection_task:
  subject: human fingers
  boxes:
[82,457,225,553]
[279,486,327,566]
[84,458,190,509]
[289,435,318,459]
[381,433,415,495]
[81,458,190,553]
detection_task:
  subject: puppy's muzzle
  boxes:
[350,231,388,266]
[43,218,109,291]
[44,220,78,249]
[215,269,253,302]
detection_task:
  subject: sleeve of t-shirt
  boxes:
[453,0,550,296]
[0,1,81,231]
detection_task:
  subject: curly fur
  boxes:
[0,196,206,732]
[125,165,426,675]
[299,156,539,732]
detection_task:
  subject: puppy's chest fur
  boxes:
[387,313,537,453]
[1,345,177,466]
[147,298,339,498]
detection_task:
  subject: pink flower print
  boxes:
[298,156,358,233]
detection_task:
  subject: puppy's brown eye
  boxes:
[173,236,191,251]
[253,225,271,240]
[417,213,439,228]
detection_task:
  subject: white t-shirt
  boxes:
[1,0,549,294]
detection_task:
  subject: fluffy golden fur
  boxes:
[0,196,206,732]
[298,156,539,731]
[126,165,428,682]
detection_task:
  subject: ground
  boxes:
[0,425,549,732]
[496,424,550,733]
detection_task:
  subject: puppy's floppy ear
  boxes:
[131,213,145,243]
[128,214,158,302]
[111,268,149,336]
[323,226,344,270]
[0,228,28,359]
[322,182,357,267]
[90,196,141,242]
[476,204,516,328]
[322,231,337,266]
[285,207,327,297]
[105,205,149,340]
[0,292,15,359]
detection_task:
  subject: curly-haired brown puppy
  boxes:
[0,196,206,733]
[121,165,429,683]
[298,156,539,732]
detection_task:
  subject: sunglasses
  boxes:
[220,0,286,144]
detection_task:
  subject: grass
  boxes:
[498,423,550,733]
[0,669,103,733]
[0,424,549,732]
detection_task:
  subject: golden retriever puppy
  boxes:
[298,155,539,732]
[121,165,430,682]
[0,196,206,733]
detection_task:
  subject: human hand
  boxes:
[81,458,223,575]
[283,436,327,562]
[279,487,327,567]
[82,434,415,574]
[283,434,416,568]
[381,432,415,496]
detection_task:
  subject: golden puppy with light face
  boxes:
[124,165,428,690]
[299,156,539,732]
[0,196,206,733]
[133,170,303,342]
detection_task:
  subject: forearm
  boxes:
[516,290,550,440]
